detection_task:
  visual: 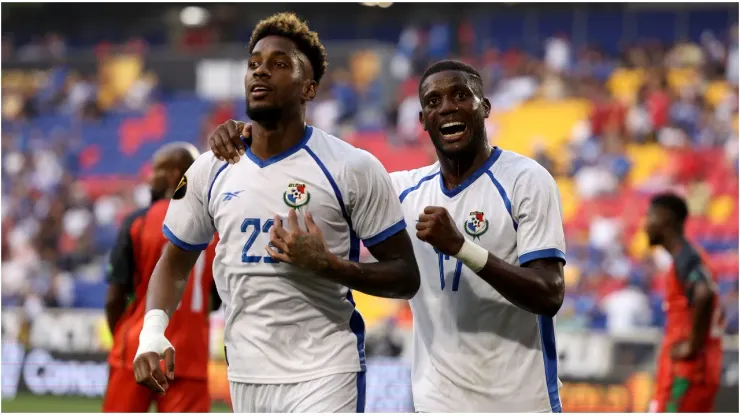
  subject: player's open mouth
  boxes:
[250,85,272,98]
[439,121,467,141]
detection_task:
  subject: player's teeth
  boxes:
[441,122,464,129]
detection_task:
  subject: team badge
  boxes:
[283,183,310,208]
[173,175,187,200]
[464,211,488,238]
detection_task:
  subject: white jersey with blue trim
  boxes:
[391,147,565,413]
[162,125,406,384]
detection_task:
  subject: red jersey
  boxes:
[106,199,218,381]
[658,240,723,382]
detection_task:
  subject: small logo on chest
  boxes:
[463,210,489,239]
[222,190,244,201]
[283,183,310,208]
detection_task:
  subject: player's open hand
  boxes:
[416,206,465,256]
[209,119,250,164]
[133,347,175,395]
[266,209,335,272]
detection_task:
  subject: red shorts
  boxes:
[652,381,718,412]
[102,366,210,412]
[653,352,721,412]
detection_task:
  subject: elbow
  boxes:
[397,260,421,300]
[542,276,565,318]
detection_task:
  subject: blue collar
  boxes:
[439,147,502,198]
[242,125,314,168]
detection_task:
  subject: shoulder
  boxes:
[306,127,388,179]
[121,206,150,229]
[394,163,439,197]
[675,242,704,275]
[493,150,555,187]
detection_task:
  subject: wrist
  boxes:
[453,239,489,273]
[141,309,169,336]
[325,252,347,274]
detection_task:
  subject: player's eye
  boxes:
[427,97,440,107]
[275,61,288,68]
[248,61,260,69]
[455,91,467,100]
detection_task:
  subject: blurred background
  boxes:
[1,1,738,412]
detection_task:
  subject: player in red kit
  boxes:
[645,193,723,413]
[103,143,220,412]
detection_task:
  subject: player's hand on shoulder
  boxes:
[266,209,336,272]
[133,332,176,394]
[416,206,465,256]
[209,119,250,164]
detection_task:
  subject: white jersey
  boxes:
[391,148,566,413]
[163,126,406,384]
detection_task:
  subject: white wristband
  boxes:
[135,310,173,362]
[453,239,489,272]
[141,309,169,335]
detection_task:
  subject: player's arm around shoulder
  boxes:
[335,149,421,299]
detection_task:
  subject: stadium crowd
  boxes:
[2,17,738,338]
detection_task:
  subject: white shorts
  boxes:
[229,372,366,413]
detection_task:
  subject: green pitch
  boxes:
[1,393,232,413]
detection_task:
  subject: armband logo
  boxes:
[464,210,489,239]
[173,176,188,200]
[283,183,310,209]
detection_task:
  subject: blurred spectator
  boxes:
[601,275,653,335]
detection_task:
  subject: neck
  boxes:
[250,109,306,160]
[437,139,492,189]
[662,233,686,258]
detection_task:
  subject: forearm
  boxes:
[322,255,420,299]
[688,292,715,353]
[145,243,200,317]
[475,254,564,317]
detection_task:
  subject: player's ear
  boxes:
[418,111,428,131]
[482,97,491,118]
[303,80,317,102]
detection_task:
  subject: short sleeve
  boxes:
[674,251,712,303]
[347,151,407,247]
[513,163,567,265]
[106,210,143,286]
[162,154,219,251]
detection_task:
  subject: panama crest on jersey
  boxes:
[283,183,311,209]
[464,210,489,239]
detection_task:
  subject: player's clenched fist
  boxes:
[133,310,176,394]
[208,119,251,164]
[416,206,465,256]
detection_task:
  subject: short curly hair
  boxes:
[248,12,328,84]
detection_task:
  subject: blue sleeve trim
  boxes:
[362,219,407,247]
[162,224,209,252]
[519,248,566,265]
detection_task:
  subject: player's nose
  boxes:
[439,96,459,115]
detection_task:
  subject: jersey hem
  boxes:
[227,364,363,384]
